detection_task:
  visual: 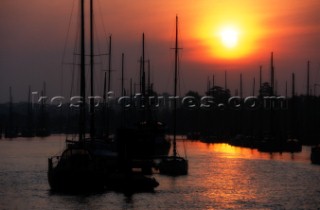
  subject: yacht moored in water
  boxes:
[48,0,159,193]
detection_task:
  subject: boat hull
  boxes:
[158,156,188,176]
[48,145,159,193]
[48,147,117,192]
[105,172,159,192]
[48,161,105,192]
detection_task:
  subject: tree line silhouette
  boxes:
[1,82,319,146]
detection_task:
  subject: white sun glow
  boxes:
[219,27,239,48]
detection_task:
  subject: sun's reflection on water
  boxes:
[175,141,315,209]
[0,138,318,209]
[196,142,311,163]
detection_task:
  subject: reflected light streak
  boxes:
[200,143,310,163]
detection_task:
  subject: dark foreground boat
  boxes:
[48,0,159,193]
[48,142,158,192]
[48,139,118,192]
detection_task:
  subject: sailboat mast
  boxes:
[224,71,227,90]
[90,0,95,138]
[9,86,13,123]
[140,34,147,121]
[307,61,310,96]
[102,69,107,139]
[79,0,86,142]
[292,73,295,97]
[27,85,33,135]
[285,81,288,98]
[108,36,112,92]
[27,85,32,114]
[212,74,215,87]
[252,77,255,96]
[121,53,124,96]
[259,65,262,89]
[173,15,179,158]
[240,73,243,99]
[270,52,274,95]
[130,78,133,97]
[142,33,146,96]
[148,60,151,94]
[105,35,112,140]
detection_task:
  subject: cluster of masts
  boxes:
[206,52,316,98]
[75,0,161,141]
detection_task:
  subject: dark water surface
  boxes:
[0,136,320,209]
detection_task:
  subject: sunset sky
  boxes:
[1,0,320,102]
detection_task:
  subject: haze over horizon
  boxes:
[1,0,320,103]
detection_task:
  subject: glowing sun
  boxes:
[219,27,239,48]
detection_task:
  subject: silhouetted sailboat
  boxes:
[116,33,170,162]
[257,52,285,153]
[159,16,188,176]
[48,0,118,192]
[48,0,158,192]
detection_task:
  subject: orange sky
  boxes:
[1,0,320,101]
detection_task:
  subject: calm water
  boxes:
[0,135,320,210]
